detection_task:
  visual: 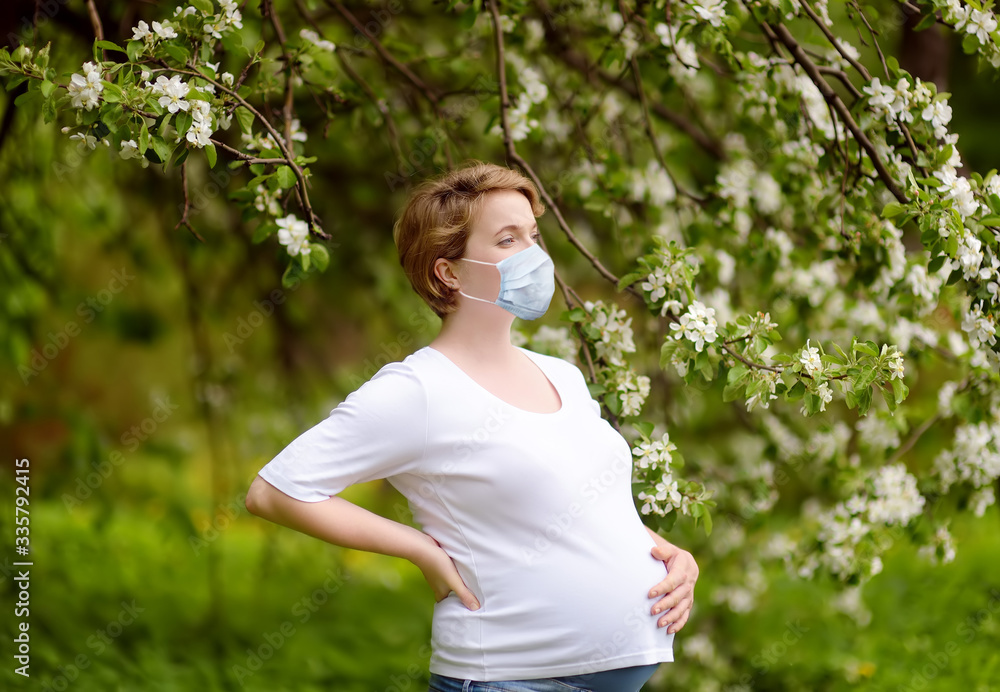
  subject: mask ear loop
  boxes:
[455,257,501,304]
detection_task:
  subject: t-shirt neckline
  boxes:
[423,345,566,416]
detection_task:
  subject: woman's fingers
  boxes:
[650,580,691,615]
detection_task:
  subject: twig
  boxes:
[629,54,704,203]
[175,161,207,242]
[85,0,105,61]
[209,137,288,165]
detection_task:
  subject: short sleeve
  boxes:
[255,360,427,502]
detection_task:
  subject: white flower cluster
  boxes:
[917,525,957,565]
[653,23,700,80]
[131,19,177,45]
[633,433,685,517]
[610,368,651,417]
[203,0,244,40]
[944,0,1000,66]
[814,463,925,580]
[276,214,312,257]
[118,139,149,168]
[187,100,215,148]
[254,184,282,216]
[969,486,997,518]
[689,0,728,28]
[629,159,677,207]
[242,118,308,151]
[933,148,981,220]
[669,300,718,352]
[488,52,548,141]
[715,158,783,214]
[905,257,948,316]
[527,325,577,364]
[583,300,636,366]
[867,463,926,524]
[746,368,780,412]
[300,28,336,52]
[66,61,103,111]
[962,300,998,351]
[148,74,190,114]
[798,338,822,375]
[863,76,946,136]
[933,417,1000,493]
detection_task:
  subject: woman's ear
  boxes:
[433,257,461,290]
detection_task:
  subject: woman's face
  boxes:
[451,189,541,302]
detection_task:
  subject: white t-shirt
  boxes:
[256,345,675,680]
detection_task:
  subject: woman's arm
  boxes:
[644,525,699,634]
[245,475,481,610]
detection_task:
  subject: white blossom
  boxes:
[276,214,312,257]
[690,0,728,28]
[300,28,336,52]
[66,61,104,111]
[150,74,190,113]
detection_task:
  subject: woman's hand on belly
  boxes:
[412,532,482,612]
[645,529,699,634]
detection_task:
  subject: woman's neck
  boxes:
[431,309,520,363]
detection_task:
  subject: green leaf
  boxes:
[988,193,1000,216]
[39,79,55,98]
[175,111,193,136]
[162,42,191,64]
[891,376,908,404]
[14,89,41,108]
[913,13,938,31]
[310,243,329,271]
[633,421,655,440]
[586,382,607,398]
[235,106,254,135]
[95,40,126,54]
[204,142,217,168]
[979,215,1000,226]
[189,0,214,13]
[881,202,906,218]
[41,94,57,123]
[126,40,143,64]
[252,223,277,244]
[786,379,806,400]
[300,251,311,272]
[701,507,713,537]
[961,32,981,55]
[727,364,749,385]
[150,135,170,164]
[139,121,150,154]
[275,165,296,189]
[281,261,306,289]
[101,82,123,103]
[854,341,878,358]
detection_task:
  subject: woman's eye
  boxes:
[531,232,541,242]
[498,237,514,245]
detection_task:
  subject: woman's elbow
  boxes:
[245,475,272,516]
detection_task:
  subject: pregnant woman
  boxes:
[245,160,699,692]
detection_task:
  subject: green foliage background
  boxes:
[1,0,999,690]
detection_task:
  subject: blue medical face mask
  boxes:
[457,243,555,320]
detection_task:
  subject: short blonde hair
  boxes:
[393,159,545,318]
